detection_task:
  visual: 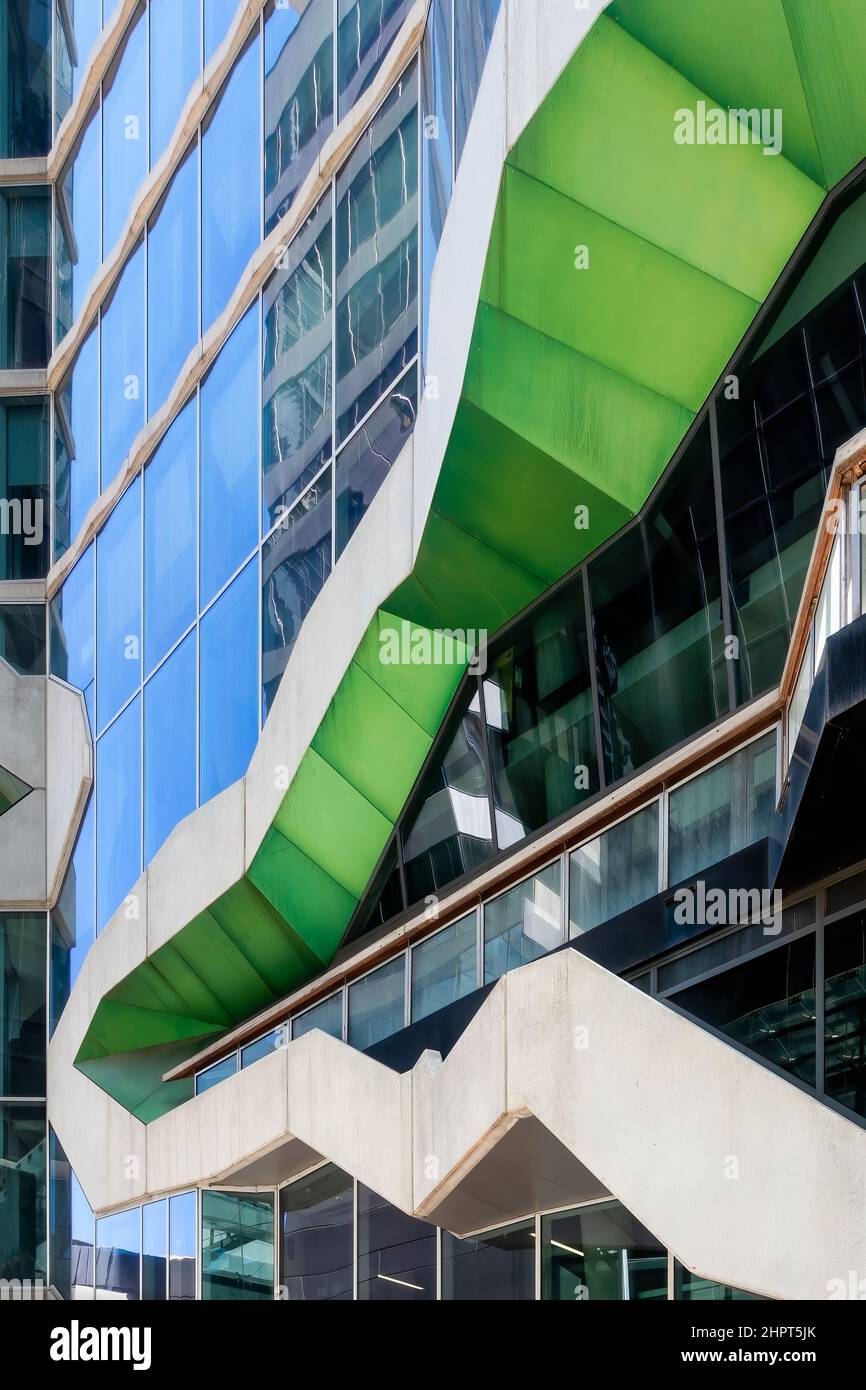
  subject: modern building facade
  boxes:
[3,0,866,1303]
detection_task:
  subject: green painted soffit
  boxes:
[76,1,866,1119]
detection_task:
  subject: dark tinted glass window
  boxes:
[442,1220,535,1301]
[671,935,816,1086]
[542,1200,666,1302]
[0,603,45,675]
[402,687,494,907]
[0,913,45,1096]
[2,0,52,158]
[0,186,50,369]
[589,420,726,785]
[0,1103,46,1281]
[279,1163,354,1301]
[825,910,866,1120]
[0,395,49,580]
[484,582,598,842]
[674,1261,763,1300]
[357,1184,436,1300]
[719,185,866,703]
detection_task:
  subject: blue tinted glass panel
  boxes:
[96,695,142,931]
[50,545,95,728]
[55,330,99,559]
[484,863,563,984]
[51,800,95,1032]
[569,805,660,936]
[201,35,261,332]
[264,0,334,234]
[261,469,331,717]
[335,366,415,557]
[55,0,103,128]
[101,240,145,489]
[454,0,500,168]
[291,992,342,1042]
[336,69,418,443]
[667,733,777,889]
[55,107,101,342]
[144,400,196,673]
[142,1199,167,1301]
[347,956,405,1049]
[144,632,196,863]
[204,0,237,64]
[102,4,147,253]
[149,0,201,166]
[200,558,258,803]
[263,201,332,530]
[411,913,477,1023]
[200,306,259,605]
[421,0,452,362]
[196,1053,238,1095]
[96,477,141,731]
[0,395,50,580]
[169,1192,196,1300]
[95,1207,140,1301]
[241,1027,286,1068]
[337,0,412,119]
[147,146,199,417]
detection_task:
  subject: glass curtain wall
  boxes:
[51,63,424,940]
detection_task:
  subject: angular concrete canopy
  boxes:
[54,0,866,1134]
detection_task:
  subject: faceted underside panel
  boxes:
[74,0,866,1119]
